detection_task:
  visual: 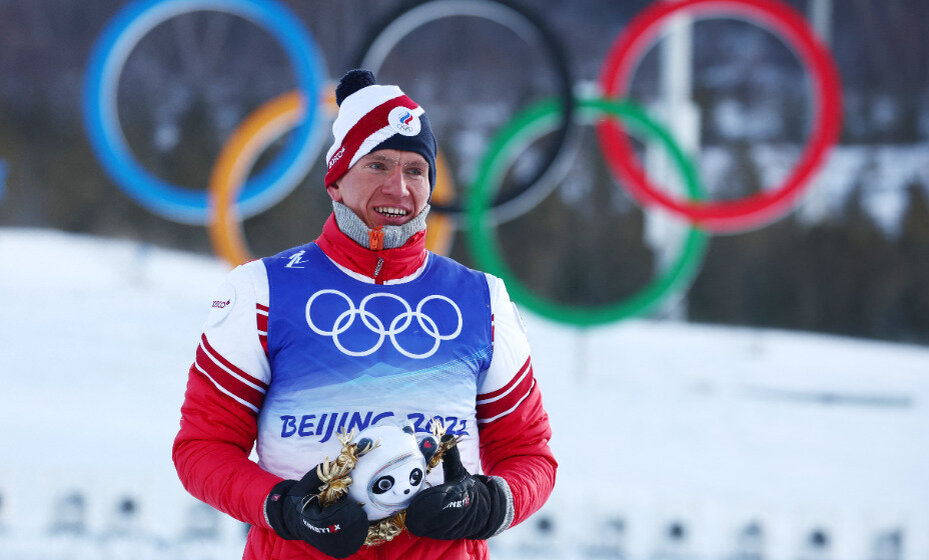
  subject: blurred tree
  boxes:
[899,181,929,342]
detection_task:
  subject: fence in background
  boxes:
[0,470,921,560]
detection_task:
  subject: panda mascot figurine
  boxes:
[346,423,440,521]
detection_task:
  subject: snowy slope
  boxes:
[1,228,927,559]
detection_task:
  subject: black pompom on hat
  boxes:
[335,69,376,106]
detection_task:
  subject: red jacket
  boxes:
[173,216,556,559]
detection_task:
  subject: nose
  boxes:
[404,489,411,495]
[380,166,410,197]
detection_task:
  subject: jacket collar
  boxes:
[315,214,427,284]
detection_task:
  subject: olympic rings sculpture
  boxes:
[305,289,463,359]
[82,0,843,326]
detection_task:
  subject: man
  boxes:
[173,70,556,559]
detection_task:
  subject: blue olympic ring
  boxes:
[82,0,326,224]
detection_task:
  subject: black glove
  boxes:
[405,436,512,540]
[265,467,368,559]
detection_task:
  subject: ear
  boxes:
[326,183,342,202]
[417,434,439,464]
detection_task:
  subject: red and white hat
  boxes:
[324,70,437,191]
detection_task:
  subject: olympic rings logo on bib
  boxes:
[305,290,463,359]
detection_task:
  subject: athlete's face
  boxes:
[327,149,431,229]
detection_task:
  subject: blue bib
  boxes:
[256,243,492,478]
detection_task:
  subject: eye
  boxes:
[372,475,394,494]
[357,438,374,453]
[409,468,423,486]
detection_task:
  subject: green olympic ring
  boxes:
[465,96,710,326]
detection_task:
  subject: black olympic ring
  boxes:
[350,0,575,217]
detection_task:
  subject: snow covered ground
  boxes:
[1,228,927,560]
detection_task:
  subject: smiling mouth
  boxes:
[375,206,409,217]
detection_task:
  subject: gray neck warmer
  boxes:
[332,201,430,249]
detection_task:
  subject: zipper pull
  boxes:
[373,257,384,280]
[368,227,385,251]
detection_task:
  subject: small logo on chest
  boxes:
[285,250,309,268]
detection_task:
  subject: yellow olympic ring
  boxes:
[208,90,457,267]
[424,149,456,257]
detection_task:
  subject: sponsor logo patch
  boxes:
[442,495,470,510]
[206,282,236,326]
[328,146,345,169]
[302,519,341,534]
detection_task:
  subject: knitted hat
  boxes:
[324,69,437,192]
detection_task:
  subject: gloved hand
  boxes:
[405,436,512,540]
[265,467,368,559]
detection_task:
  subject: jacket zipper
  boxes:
[373,257,384,283]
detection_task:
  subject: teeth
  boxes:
[375,207,408,216]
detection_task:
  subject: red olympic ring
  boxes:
[597,0,843,232]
